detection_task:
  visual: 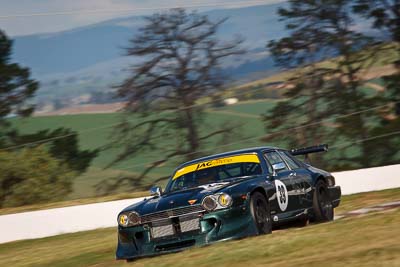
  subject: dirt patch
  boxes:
[336,200,400,220]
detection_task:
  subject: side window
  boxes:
[278,151,301,169]
[264,151,289,173]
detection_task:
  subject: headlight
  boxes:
[202,193,233,211]
[118,212,141,227]
[202,195,217,211]
[128,212,141,225]
[118,214,129,227]
[218,193,232,207]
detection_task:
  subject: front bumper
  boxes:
[328,185,341,208]
[116,203,257,260]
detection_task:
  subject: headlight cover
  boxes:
[202,195,218,211]
[118,214,129,227]
[202,193,233,211]
[118,211,141,227]
[218,193,233,207]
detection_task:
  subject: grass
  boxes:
[214,99,278,116]
[11,105,270,164]
[9,101,271,200]
[0,188,399,267]
[336,187,400,214]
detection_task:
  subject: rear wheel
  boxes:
[312,180,334,222]
[250,192,272,234]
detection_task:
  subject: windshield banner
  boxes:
[172,154,260,180]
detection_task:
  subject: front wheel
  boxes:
[250,192,272,234]
[312,180,334,222]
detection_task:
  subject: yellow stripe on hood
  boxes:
[172,154,260,180]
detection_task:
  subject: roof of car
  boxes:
[178,146,280,168]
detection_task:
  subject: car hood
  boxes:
[121,177,255,215]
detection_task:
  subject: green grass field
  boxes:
[10,101,274,200]
[0,188,399,267]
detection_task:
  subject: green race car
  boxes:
[116,145,341,261]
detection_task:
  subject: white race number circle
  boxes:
[275,180,288,211]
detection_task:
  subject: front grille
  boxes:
[180,217,200,233]
[141,205,205,224]
[151,224,175,239]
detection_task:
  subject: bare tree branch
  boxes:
[104,9,244,191]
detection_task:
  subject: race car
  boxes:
[116,145,341,261]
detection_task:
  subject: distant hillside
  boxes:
[12,4,286,77]
[9,2,381,110]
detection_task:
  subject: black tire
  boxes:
[250,192,272,234]
[312,180,334,222]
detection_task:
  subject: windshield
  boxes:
[166,154,262,193]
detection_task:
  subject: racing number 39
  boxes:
[275,180,288,211]
[278,185,286,204]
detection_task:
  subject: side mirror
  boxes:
[150,186,162,197]
[272,162,286,173]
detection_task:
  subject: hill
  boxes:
[10,2,381,109]
[12,4,286,76]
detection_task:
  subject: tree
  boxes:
[0,147,75,207]
[0,29,98,206]
[7,128,98,173]
[0,29,97,175]
[353,0,400,43]
[109,9,243,188]
[264,0,388,169]
[0,30,38,136]
[352,0,400,167]
[353,0,400,113]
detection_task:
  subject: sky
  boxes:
[0,0,285,36]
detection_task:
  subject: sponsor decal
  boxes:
[198,182,229,192]
[195,158,234,170]
[172,154,260,180]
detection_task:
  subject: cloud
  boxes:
[0,0,285,36]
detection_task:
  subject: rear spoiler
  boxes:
[290,144,328,163]
[290,144,328,156]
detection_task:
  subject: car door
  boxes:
[277,150,313,209]
[263,150,298,218]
